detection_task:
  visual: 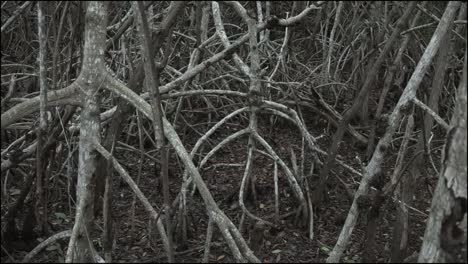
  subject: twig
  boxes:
[1,1,32,32]
[412,97,450,130]
[23,230,72,263]
[93,140,170,247]
[202,217,214,263]
[1,75,17,110]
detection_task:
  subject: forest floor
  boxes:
[1,107,465,263]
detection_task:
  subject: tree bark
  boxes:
[418,52,467,263]
[65,2,108,262]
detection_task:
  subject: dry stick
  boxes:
[262,107,362,177]
[324,1,344,78]
[227,1,261,94]
[93,141,170,244]
[1,1,32,32]
[426,133,440,175]
[310,88,368,144]
[382,150,425,198]
[94,79,127,260]
[51,2,69,91]
[198,129,250,172]
[238,210,247,235]
[136,2,181,262]
[172,8,209,129]
[3,169,35,243]
[98,62,145,263]
[0,75,17,110]
[320,2,332,73]
[212,1,251,77]
[282,99,367,144]
[173,4,210,247]
[417,3,465,41]
[2,245,15,263]
[315,2,418,205]
[65,169,90,263]
[267,11,291,93]
[300,135,305,188]
[264,1,271,41]
[305,168,314,240]
[130,110,145,239]
[359,2,387,122]
[239,127,276,228]
[299,128,315,239]
[366,4,425,159]
[327,2,461,262]
[106,7,132,31]
[391,115,416,186]
[412,97,450,130]
[202,216,214,263]
[192,107,249,156]
[290,146,300,183]
[262,101,317,155]
[184,107,249,194]
[106,12,134,50]
[36,1,49,235]
[389,113,415,262]
[253,132,306,214]
[105,2,165,50]
[256,1,264,41]
[1,83,80,129]
[245,113,259,221]
[102,144,113,263]
[23,230,73,262]
[401,22,436,36]
[274,161,279,223]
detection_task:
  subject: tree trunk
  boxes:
[418,53,467,263]
[65,2,108,262]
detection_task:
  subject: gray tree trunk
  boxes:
[65,2,108,262]
[418,55,467,263]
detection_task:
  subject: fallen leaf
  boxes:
[46,245,58,251]
[320,246,330,254]
[55,212,67,220]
